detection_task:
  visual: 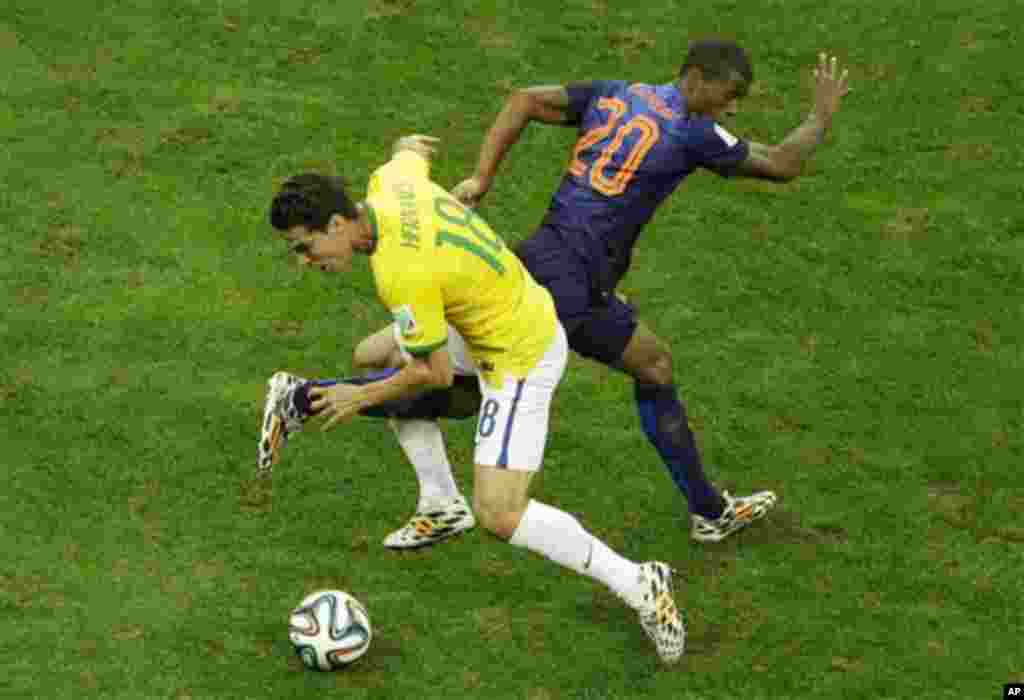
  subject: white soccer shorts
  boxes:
[393,322,568,471]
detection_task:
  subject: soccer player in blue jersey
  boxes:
[450,42,851,542]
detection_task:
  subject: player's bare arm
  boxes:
[310,346,453,430]
[452,85,573,207]
[736,53,850,181]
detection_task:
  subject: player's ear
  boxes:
[327,213,346,237]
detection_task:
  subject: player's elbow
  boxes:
[421,358,454,391]
[771,147,805,182]
[506,89,539,122]
[431,366,455,390]
[775,163,801,182]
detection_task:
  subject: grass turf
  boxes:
[1,1,1021,698]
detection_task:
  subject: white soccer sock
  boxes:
[509,500,644,609]
[390,419,460,507]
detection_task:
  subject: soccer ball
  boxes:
[288,590,372,670]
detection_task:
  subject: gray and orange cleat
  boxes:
[636,561,686,664]
[257,371,309,475]
[382,495,476,549]
[690,490,778,543]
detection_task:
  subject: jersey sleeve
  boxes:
[368,150,431,198]
[565,80,624,126]
[688,120,750,177]
[383,271,448,357]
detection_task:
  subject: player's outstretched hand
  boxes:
[451,176,490,209]
[393,134,440,161]
[308,384,364,432]
[811,52,850,122]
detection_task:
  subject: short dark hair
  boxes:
[269,173,359,232]
[680,39,753,89]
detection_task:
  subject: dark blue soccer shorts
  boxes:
[516,230,638,367]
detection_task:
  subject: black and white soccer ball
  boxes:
[288,590,372,670]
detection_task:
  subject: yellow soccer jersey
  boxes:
[365,150,557,386]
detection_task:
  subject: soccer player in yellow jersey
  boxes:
[266,135,685,663]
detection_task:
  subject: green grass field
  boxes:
[2,1,1021,698]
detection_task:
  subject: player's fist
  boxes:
[452,176,490,208]
[393,134,440,161]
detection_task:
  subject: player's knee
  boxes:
[351,342,376,371]
[473,497,525,541]
[353,340,403,371]
[635,348,673,385]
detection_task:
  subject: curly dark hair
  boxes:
[269,174,359,232]
[679,39,753,92]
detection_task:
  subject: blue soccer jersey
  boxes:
[538,80,749,292]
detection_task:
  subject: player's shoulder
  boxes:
[569,79,629,104]
[625,82,685,121]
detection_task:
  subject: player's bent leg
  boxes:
[472,464,534,540]
[618,322,727,518]
[382,419,475,550]
[471,327,683,663]
[382,325,479,550]
[619,321,778,539]
[617,320,674,386]
[476,463,686,664]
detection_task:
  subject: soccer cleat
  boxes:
[382,495,476,549]
[636,561,686,664]
[257,371,309,475]
[690,490,778,543]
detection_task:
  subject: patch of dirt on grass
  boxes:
[607,30,656,58]
[37,225,82,264]
[96,126,146,149]
[112,624,145,641]
[15,286,49,306]
[882,207,930,241]
[800,446,834,466]
[285,47,322,65]
[830,655,865,672]
[973,320,994,352]
[0,369,36,402]
[927,482,976,530]
[240,476,272,511]
[211,93,241,114]
[476,605,512,641]
[111,151,144,177]
[49,63,96,82]
[0,28,18,49]
[159,126,213,150]
[366,0,416,20]
[752,508,848,545]
[961,95,993,113]
[465,17,516,50]
[272,320,304,337]
[947,142,993,161]
[769,415,808,433]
